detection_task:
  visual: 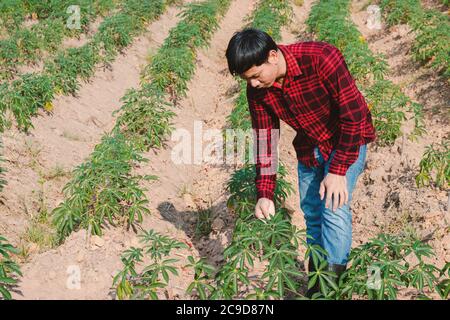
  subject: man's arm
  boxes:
[317,44,367,175]
[247,85,280,202]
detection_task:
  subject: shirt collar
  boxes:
[278,44,302,78]
[271,44,302,90]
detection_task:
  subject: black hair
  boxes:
[225,28,278,76]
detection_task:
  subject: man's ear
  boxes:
[267,49,279,64]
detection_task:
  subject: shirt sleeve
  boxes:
[246,85,280,202]
[317,44,367,176]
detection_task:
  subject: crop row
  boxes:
[53,0,232,243]
[0,0,181,133]
[112,0,449,301]
[0,0,116,32]
[0,235,22,300]
[378,0,449,81]
[0,0,121,80]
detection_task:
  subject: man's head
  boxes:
[226,28,283,89]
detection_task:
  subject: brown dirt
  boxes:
[421,0,449,12]
[2,0,448,300]
[9,0,256,300]
[278,0,450,299]
[14,15,112,76]
[349,0,449,281]
[2,4,187,299]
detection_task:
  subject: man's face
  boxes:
[240,50,279,89]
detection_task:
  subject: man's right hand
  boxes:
[255,198,275,220]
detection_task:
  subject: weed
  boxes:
[194,208,213,239]
[41,165,71,181]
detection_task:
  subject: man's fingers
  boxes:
[332,191,339,212]
[338,191,345,210]
[255,200,275,221]
[261,202,270,219]
[320,174,349,212]
[255,206,264,220]
[325,189,332,210]
[264,201,276,219]
[331,190,346,212]
[255,200,275,222]
[319,183,325,200]
[269,201,275,217]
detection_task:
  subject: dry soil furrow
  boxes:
[0,5,186,246]
[131,0,259,296]
[349,0,449,273]
[9,4,190,300]
[11,0,250,300]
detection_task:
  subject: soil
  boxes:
[1,0,448,300]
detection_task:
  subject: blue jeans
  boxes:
[297,144,367,265]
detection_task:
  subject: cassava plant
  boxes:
[0,235,22,300]
[334,233,450,300]
[378,0,450,81]
[0,0,120,80]
[0,0,180,133]
[55,0,232,242]
[113,229,188,300]
[52,132,156,242]
[415,140,450,189]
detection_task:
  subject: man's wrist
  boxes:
[257,190,274,202]
[328,161,349,176]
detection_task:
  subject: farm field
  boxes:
[0,0,449,300]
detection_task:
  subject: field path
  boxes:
[349,0,449,281]
[0,5,186,245]
[10,3,189,299]
[8,0,448,300]
[12,0,255,300]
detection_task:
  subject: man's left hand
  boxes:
[319,173,348,212]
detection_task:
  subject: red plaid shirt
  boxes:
[247,41,376,201]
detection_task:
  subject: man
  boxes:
[225,28,376,297]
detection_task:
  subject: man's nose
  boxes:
[250,79,260,88]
